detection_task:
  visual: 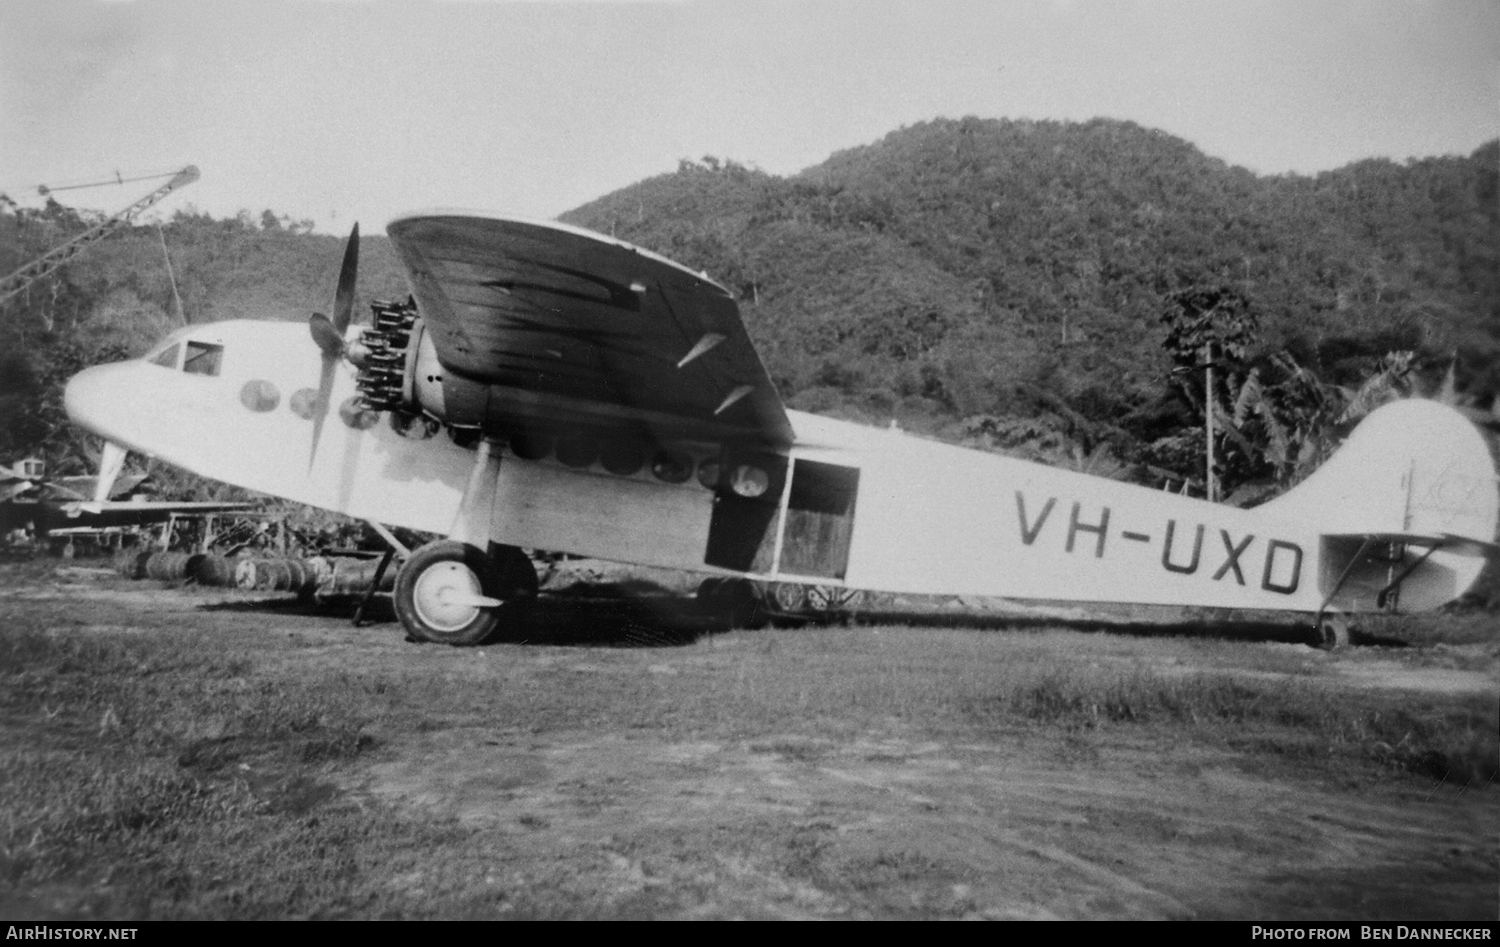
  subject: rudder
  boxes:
[1258,399,1498,612]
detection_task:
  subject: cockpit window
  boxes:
[149,343,181,370]
[183,342,223,376]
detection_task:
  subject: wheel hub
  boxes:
[412,561,483,632]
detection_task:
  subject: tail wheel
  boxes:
[395,540,533,646]
[1311,613,1355,650]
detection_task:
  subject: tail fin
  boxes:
[1260,399,1499,611]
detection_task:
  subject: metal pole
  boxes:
[1204,343,1216,503]
[156,223,186,326]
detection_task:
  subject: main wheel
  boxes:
[395,540,528,646]
[1310,613,1354,650]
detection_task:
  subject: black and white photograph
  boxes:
[1,0,1496,923]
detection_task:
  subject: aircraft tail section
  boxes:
[1258,399,1498,612]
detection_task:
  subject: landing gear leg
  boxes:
[352,547,396,629]
[393,438,537,645]
[450,436,501,549]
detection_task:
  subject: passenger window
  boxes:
[149,343,181,370]
[183,342,223,376]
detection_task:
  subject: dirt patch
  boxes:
[1,561,1495,919]
[343,725,1493,920]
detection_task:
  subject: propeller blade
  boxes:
[309,311,345,359]
[308,351,337,473]
[332,223,359,334]
[308,222,359,472]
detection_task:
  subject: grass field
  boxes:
[1,560,1495,919]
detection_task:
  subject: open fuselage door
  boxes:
[706,453,860,581]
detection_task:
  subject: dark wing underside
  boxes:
[387,214,793,448]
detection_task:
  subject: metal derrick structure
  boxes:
[0,165,199,308]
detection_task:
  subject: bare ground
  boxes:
[0,560,1495,920]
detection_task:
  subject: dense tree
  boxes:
[566,119,1497,492]
[2,118,1494,500]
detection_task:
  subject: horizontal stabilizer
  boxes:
[1439,533,1500,557]
[1321,531,1500,558]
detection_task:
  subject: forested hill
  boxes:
[0,209,412,463]
[563,118,1498,431]
[2,117,1496,495]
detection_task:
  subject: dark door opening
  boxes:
[778,459,859,579]
[704,455,860,578]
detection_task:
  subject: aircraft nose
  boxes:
[64,362,134,440]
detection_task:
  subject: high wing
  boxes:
[387,213,794,448]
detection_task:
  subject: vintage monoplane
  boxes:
[1,450,250,539]
[63,214,1499,646]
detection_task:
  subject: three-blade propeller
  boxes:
[308,223,359,470]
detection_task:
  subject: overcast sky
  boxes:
[2,0,1496,233]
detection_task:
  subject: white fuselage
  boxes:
[66,320,1495,615]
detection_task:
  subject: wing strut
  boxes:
[1374,544,1439,611]
[365,520,411,559]
[351,521,409,629]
